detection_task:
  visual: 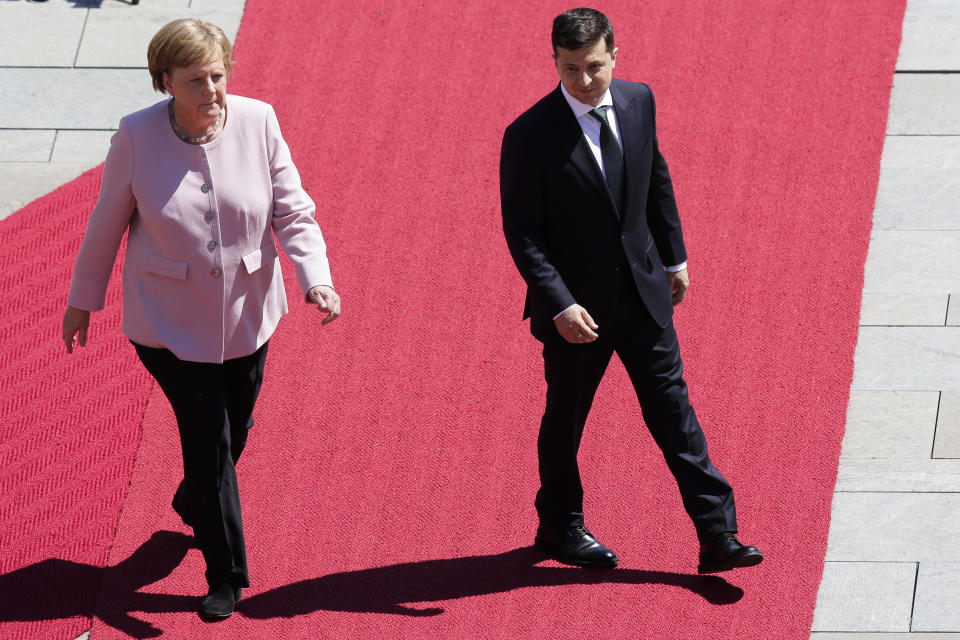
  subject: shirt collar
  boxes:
[560,83,614,119]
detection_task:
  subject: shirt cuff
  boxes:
[664,261,687,273]
[552,304,576,320]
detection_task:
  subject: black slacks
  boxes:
[133,341,268,588]
[535,271,737,539]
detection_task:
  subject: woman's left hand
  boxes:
[307,285,341,325]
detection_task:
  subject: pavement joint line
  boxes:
[909,561,919,632]
[48,130,57,163]
[72,8,89,68]
[896,69,960,74]
[932,391,943,458]
[946,294,953,327]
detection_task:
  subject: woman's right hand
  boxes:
[62,305,91,354]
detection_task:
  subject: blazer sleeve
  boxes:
[66,120,137,311]
[265,105,334,298]
[500,122,576,318]
[644,89,687,267]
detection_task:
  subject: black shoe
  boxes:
[534,525,619,568]
[200,583,241,620]
[172,480,195,527]
[697,532,763,574]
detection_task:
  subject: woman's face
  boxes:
[163,56,227,124]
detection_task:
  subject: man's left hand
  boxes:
[308,285,341,325]
[667,268,689,306]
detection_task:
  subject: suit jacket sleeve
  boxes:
[500,122,576,318]
[67,120,137,311]
[265,105,334,298]
[644,89,687,267]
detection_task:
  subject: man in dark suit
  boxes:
[500,7,762,573]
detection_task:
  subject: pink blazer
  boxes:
[67,95,333,363]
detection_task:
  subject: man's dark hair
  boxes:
[551,8,614,56]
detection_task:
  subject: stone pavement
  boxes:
[0,0,957,638]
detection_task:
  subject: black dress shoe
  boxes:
[697,532,763,574]
[200,583,241,620]
[172,480,195,527]
[535,525,619,568]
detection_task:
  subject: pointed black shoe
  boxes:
[535,525,619,568]
[199,583,242,620]
[172,480,195,528]
[697,532,763,574]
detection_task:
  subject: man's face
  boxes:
[555,39,617,107]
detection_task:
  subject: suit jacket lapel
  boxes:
[546,86,621,221]
[611,83,641,224]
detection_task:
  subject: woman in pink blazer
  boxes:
[61,19,339,620]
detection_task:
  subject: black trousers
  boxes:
[133,341,268,588]
[535,271,737,539]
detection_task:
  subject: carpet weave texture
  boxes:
[0,0,904,638]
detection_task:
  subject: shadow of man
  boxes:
[0,530,195,639]
[240,547,743,618]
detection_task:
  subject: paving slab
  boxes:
[913,562,960,631]
[841,390,939,458]
[897,0,960,71]
[887,74,960,135]
[0,130,56,162]
[852,327,960,391]
[51,129,115,164]
[0,68,159,129]
[859,293,948,326]
[863,231,960,294]
[825,492,960,561]
[811,561,916,632]
[0,161,96,220]
[837,457,960,492]
[949,295,959,326]
[75,1,245,68]
[933,391,960,458]
[0,2,87,67]
[872,136,960,231]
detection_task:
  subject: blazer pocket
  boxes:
[241,244,277,274]
[141,253,188,280]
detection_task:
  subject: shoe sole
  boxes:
[697,552,764,574]
[534,540,620,569]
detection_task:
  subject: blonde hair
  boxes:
[147,19,234,93]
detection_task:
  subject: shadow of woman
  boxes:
[239,547,743,618]
[0,530,196,639]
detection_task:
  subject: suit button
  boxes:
[612,265,620,272]
[204,211,214,222]
[207,240,217,250]
[201,183,211,193]
[210,268,220,277]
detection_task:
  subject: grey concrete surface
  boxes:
[872,136,960,231]
[813,635,960,640]
[913,562,960,631]
[897,0,960,70]
[825,492,960,562]
[887,74,960,135]
[852,327,960,391]
[811,562,916,632]
[859,293,948,326]
[841,391,939,458]
[836,457,960,492]
[933,391,960,458]
[863,231,960,293]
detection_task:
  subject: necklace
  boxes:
[168,100,223,144]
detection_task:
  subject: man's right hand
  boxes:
[554,304,599,344]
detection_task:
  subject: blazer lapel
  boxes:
[546,86,621,221]
[611,83,643,224]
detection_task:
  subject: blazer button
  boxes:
[201,183,211,193]
[207,240,217,250]
[611,265,620,272]
[210,268,220,277]
[204,211,214,222]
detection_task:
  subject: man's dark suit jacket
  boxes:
[501,79,686,341]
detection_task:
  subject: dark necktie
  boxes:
[589,106,624,210]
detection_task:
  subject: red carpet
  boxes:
[0,0,904,638]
